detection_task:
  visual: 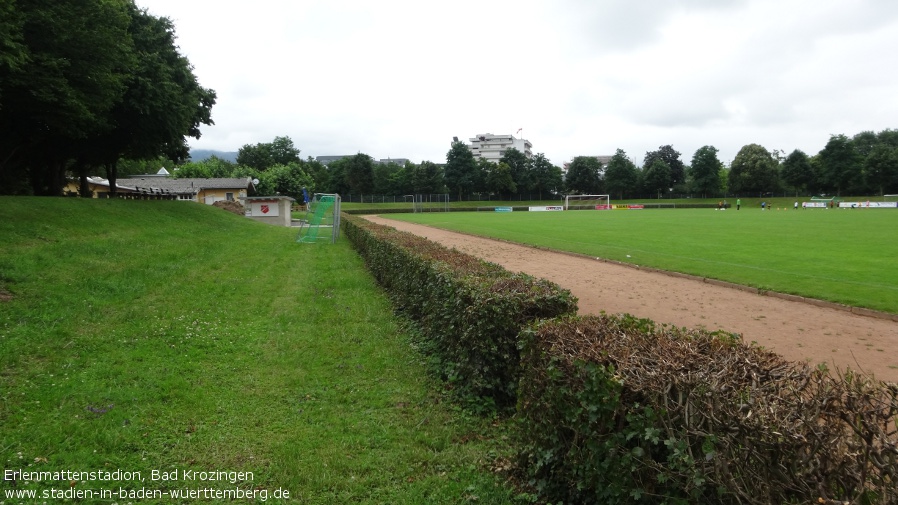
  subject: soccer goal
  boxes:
[297,193,342,243]
[412,193,449,213]
[564,194,610,210]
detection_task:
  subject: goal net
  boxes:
[564,194,610,210]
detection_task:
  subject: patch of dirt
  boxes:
[363,216,898,383]
[213,200,245,216]
[0,288,12,302]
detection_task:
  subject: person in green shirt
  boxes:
[736,198,741,210]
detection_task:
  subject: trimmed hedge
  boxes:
[342,214,578,410]
[516,314,898,505]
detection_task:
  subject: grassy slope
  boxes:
[0,198,515,504]
[387,208,898,314]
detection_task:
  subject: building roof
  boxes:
[127,177,253,194]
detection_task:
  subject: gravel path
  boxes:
[363,215,898,383]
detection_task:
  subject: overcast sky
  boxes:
[138,0,898,167]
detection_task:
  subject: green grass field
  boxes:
[0,198,516,504]
[385,207,898,314]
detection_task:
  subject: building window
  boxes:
[226,192,234,201]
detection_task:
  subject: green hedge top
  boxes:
[342,214,578,410]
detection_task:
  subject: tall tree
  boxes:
[642,159,671,198]
[410,160,445,194]
[91,3,216,195]
[0,1,215,196]
[603,149,639,200]
[444,140,477,200]
[564,156,603,194]
[688,146,723,198]
[728,144,778,196]
[322,158,349,194]
[877,129,898,148]
[172,155,236,179]
[258,162,313,201]
[0,0,135,195]
[643,145,685,188]
[0,0,27,104]
[237,136,300,172]
[343,153,375,194]
[372,161,403,195]
[500,148,531,197]
[485,161,517,198]
[780,149,813,196]
[865,144,898,195]
[530,153,563,200]
[818,134,861,195]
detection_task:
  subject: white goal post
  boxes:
[564,194,611,210]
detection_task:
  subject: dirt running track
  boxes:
[363,215,898,383]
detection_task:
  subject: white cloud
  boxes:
[139,0,898,166]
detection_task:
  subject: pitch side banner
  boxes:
[529,206,563,211]
[610,204,644,210]
[803,202,828,208]
[494,206,513,212]
[839,201,898,208]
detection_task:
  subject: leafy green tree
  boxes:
[410,161,446,194]
[372,161,403,195]
[565,156,603,194]
[302,157,328,191]
[0,0,135,195]
[877,129,898,148]
[728,144,779,196]
[172,155,236,179]
[642,159,672,198]
[260,162,313,201]
[865,144,898,195]
[530,153,563,200]
[818,134,861,195]
[500,148,531,197]
[342,153,375,194]
[852,131,879,160]
[0,1,215,196]
[780,149,813,196]
[0,0,27,103]
[601,149,637,200]
[445,140,478,200]
[321,159,349,194]
[688,146,723,198]
[485,161,517,198]
[85,3,215,196]
[237,136,300,171]
[644,145,685,188]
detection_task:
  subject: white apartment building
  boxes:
[467,133,532,163]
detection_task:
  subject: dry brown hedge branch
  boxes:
[518,314,898,504]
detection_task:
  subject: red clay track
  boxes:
[363,215,898,383]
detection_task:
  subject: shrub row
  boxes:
[341,214,578,410]
[342,215,896,502]
[516,314,898,505]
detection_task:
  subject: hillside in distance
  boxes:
[189,148,238,163]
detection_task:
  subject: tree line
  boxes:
[0,0,215,196]
[3,1,894,201]
[170,129,898,205]
[570,130,898,200]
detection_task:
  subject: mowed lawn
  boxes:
[386,207,898,314]
[0,198,516,504]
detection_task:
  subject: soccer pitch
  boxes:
[385,208,898,314]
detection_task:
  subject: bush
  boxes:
[516,314,898,504]
[342,214,578,410]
